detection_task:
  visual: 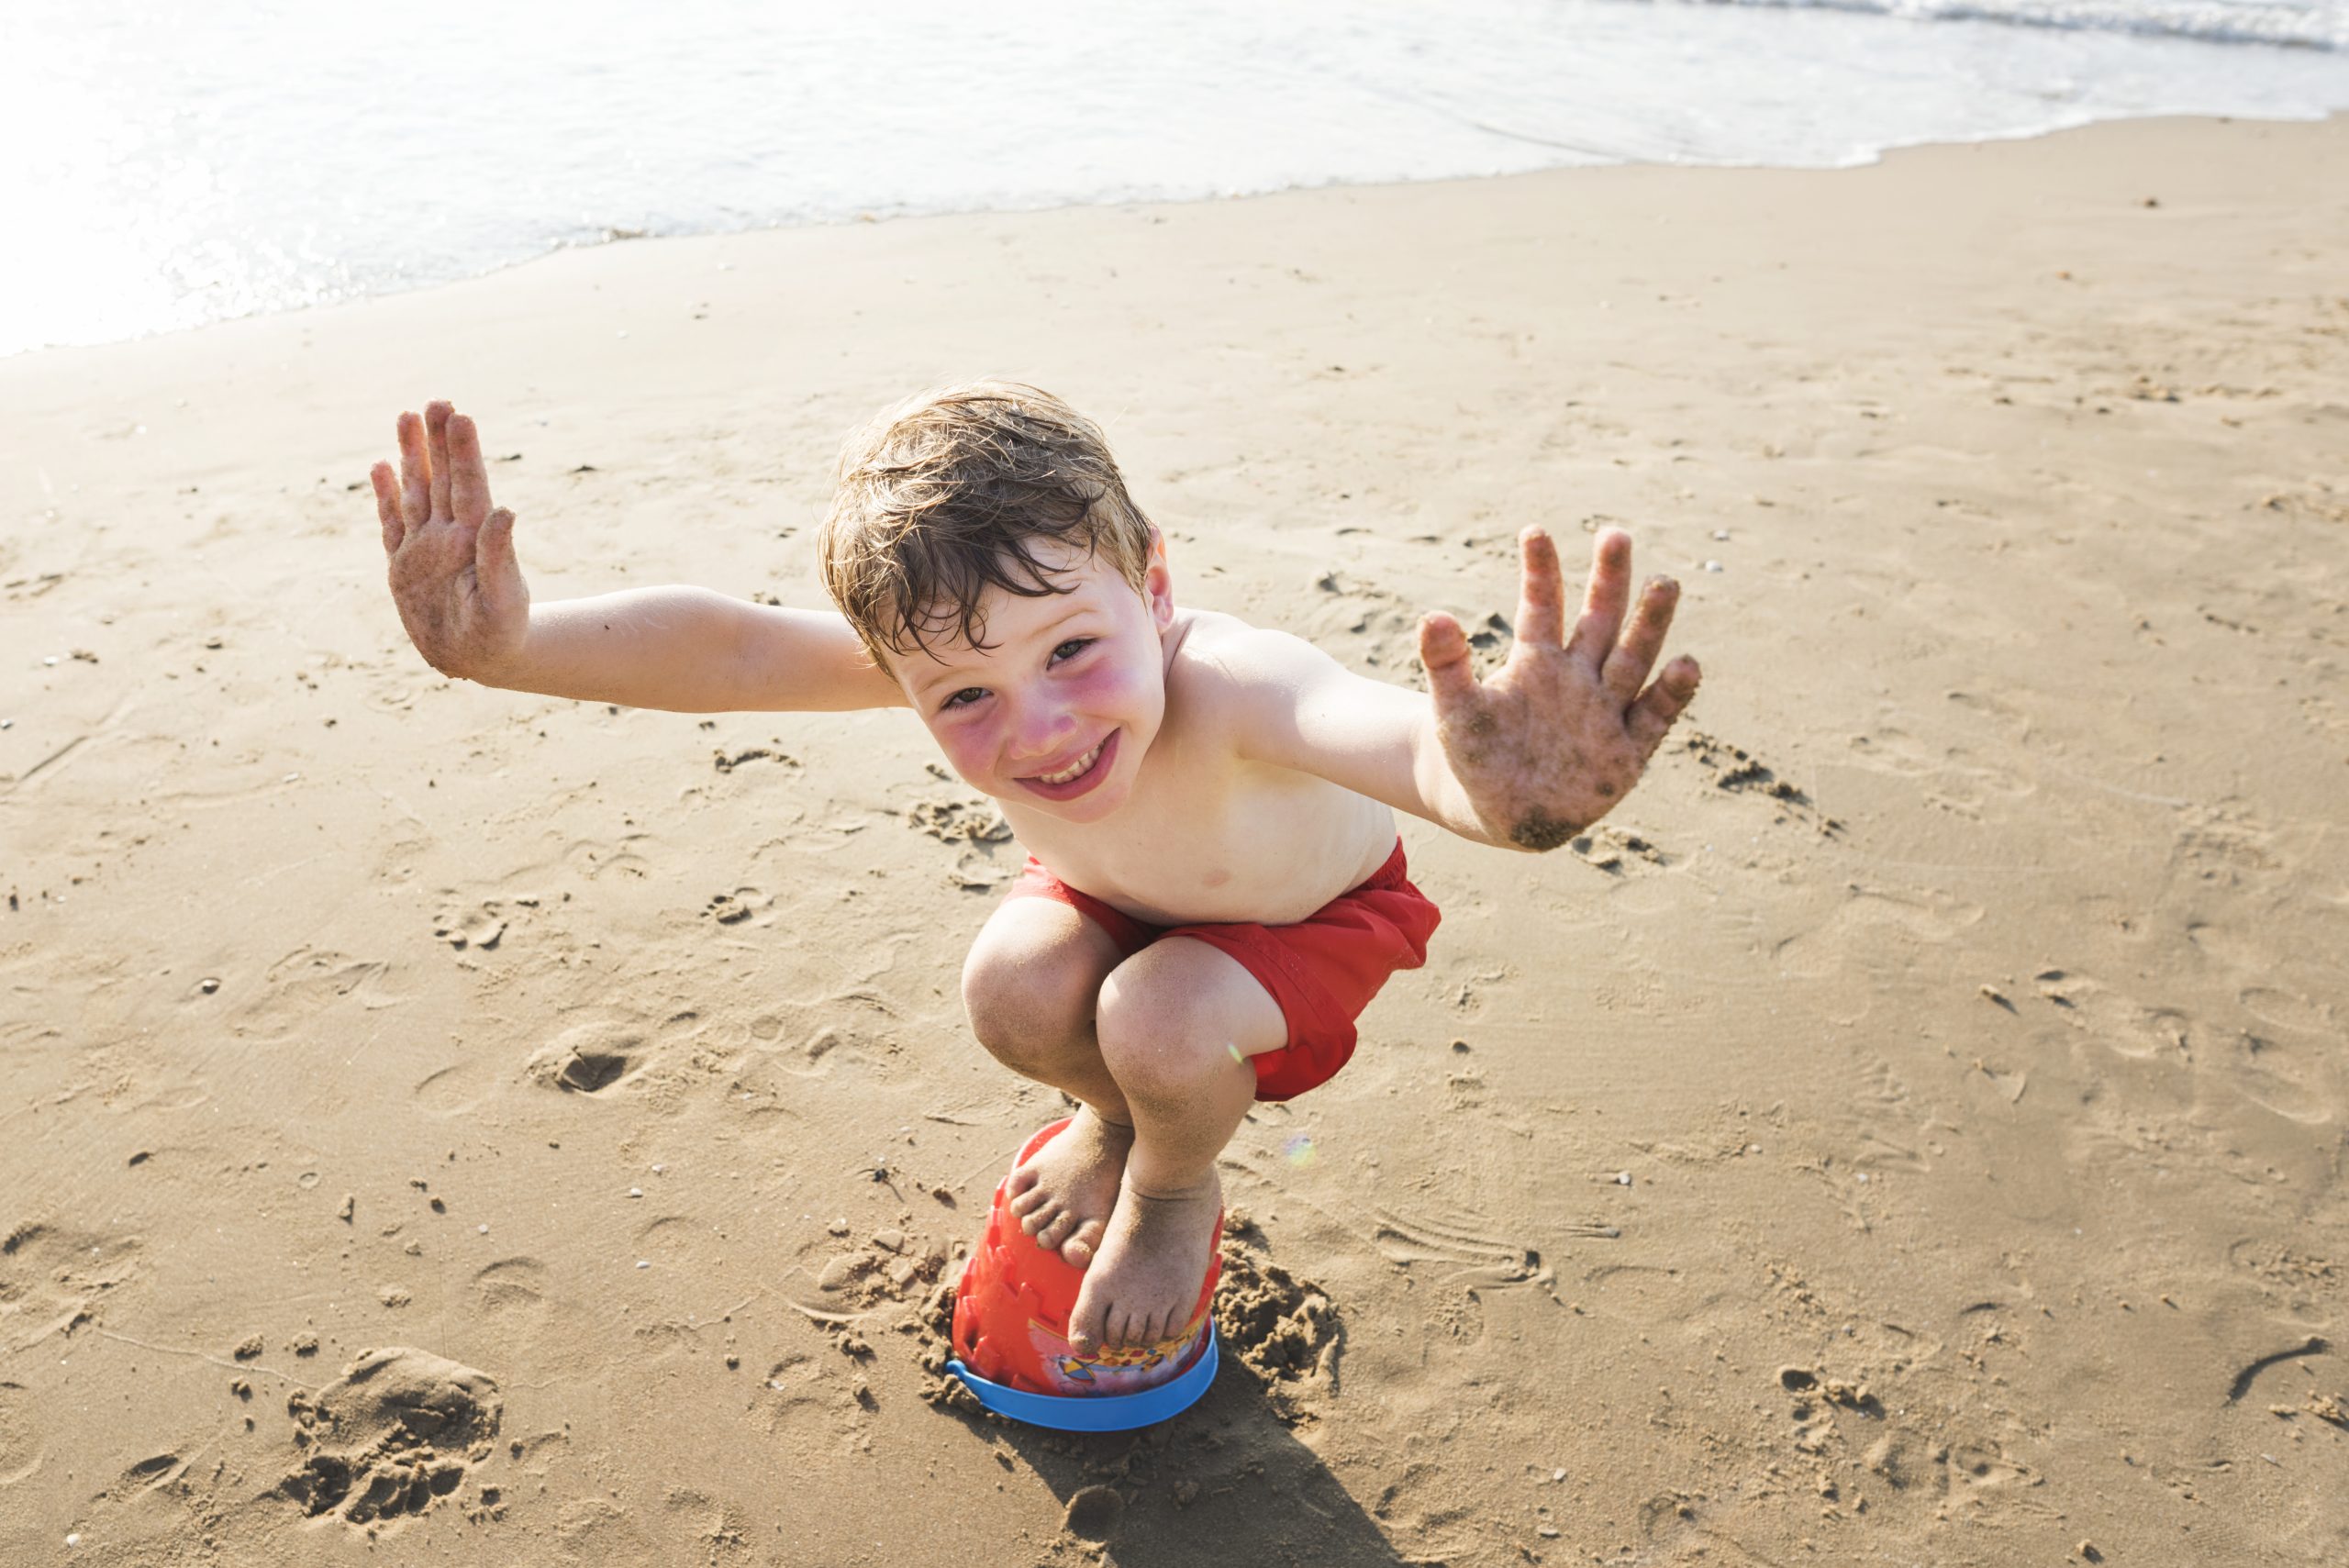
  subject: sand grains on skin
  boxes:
[1005,1106,1132,1267]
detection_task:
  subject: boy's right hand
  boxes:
[372,401,529,682]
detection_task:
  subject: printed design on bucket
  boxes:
[1046,1301,1213,1388]
[952,1118,1219,1399]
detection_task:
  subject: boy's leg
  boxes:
[1066,937,1286,1356]
[962,896,1131,1264]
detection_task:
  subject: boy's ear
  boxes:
[1143,528,1175,630]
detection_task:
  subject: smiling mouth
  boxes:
[1017,730,1119,801]
[1034,740,1105,786]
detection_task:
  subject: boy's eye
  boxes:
[941,687,986,711]
[1050,638,1092,664]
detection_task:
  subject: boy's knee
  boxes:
[1095,956,1233,1103]
[961,918,1106,1069]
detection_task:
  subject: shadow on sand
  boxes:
[938,1359,1426,1567]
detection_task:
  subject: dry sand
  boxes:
[3,113,2345,1566]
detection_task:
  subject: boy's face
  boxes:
[892,536,1175,824]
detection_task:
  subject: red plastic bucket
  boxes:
[951,1118,1219,1398]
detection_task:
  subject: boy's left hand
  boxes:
[1418,527,1701,851]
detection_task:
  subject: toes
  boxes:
[1007,1183,1048,1219]
[1105,1304,1140,1352]
[1035,1208,1079,1253]
[1067,1280,1107,1359]
[1005,1164,1041,1199]
[1060,1219,1104,1270]
[1019,1199,1062,1240]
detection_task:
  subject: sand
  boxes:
[3,112,2345,1565]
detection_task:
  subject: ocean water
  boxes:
[4,0,2344,359]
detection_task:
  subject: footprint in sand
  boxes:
[662,1490,750,1556]
[117,1451,190,1497]
[413,1060,495,1118]
[701,884,776,927]
[710,743,799,774]
[947,849,1016,892]
[2230,1028,2336,1125]
[1298,574,1419,671]
[524,1020,647,1095]
[2,1222,141,1353]
[552,1496,658,1558]
[1771,886,1984,982]
[0,1381,40,1485]
[2029,970,2190,1062]
[234,948,406,1044]
[2240,984,2335,1037]
[562,836,651,884]
[523,1012,726,1098]
[432,902,510,952]
[1684,729,1843,834]
[630,1213,717,1271]
[276,1348,503,1527]
[251,949,404,1033]
[750,1349,875,1446]
[1434,961,1512,1018]
[905,798,1018,891]
[2226,1238,2339,1294]
[471,1257,550,1321]
[905,796,1013,845]
[1943,1437,2035,1494]
[2185,918,2268,973]
[1567,824,1670,875]
[2174,803,2286,890]
[1843,725,2032,817]
[797,1226,947,1311]
[735,993,899,1088]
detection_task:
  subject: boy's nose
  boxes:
[1005,702,1078,763]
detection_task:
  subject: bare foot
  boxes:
[1066,1168,1222,1356]
[1004,1106,1132,1267]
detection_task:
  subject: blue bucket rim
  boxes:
[946,1325,1219,1431]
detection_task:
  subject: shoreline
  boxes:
[6,107,2344,367]
[5,109,2347,1566]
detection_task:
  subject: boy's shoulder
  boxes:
[1167,606,1314,689]
[1165,606,1356,737]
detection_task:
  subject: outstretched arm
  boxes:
[1226,528,1700,850]
[372,400,902,713]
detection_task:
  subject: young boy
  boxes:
[372,384,1699,1361]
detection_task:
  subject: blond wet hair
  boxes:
[817,381,1156,670]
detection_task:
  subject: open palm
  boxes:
[1417,528,1700,851]
[370,400,529,681]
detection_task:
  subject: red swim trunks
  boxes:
[1003,840,1442,1101]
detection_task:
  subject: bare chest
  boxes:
[1005,740,1395,928]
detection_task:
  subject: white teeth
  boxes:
[1037,741,1102,785]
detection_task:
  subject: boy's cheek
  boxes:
[923,719,1003,792]
[1064,657,1158,717]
